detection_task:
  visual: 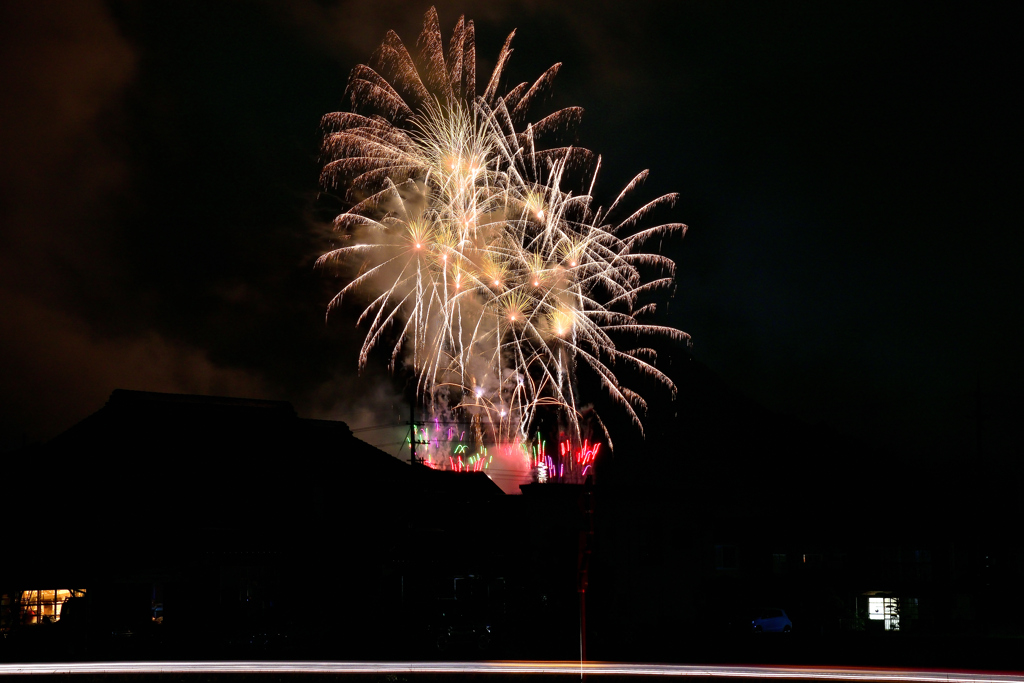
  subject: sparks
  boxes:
[317,7,688,475]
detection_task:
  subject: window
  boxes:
[715,545,738,571]
[867,596,899,630]
[801,552,822,568]
[19,589,86,625]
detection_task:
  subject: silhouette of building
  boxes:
[2,389,505,656]
[5,385,1022,663]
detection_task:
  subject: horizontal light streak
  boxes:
[0,661,1021,682]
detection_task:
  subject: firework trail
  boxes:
[318,8,688,481]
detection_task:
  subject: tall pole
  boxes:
[410,403,418,466]
[578,477,594,678]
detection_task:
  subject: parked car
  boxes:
[752,608,792,633]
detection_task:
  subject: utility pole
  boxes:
[406,411,501,467]
[409,404,419,466]
[578,475,594,679]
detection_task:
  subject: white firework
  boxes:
[318,8,688,474]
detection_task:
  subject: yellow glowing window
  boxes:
[19,589,86,625]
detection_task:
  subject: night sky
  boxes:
[1,1,1018,466]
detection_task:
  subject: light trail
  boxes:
[1,661,1022,681]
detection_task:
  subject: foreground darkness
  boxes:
[3,382,1022,668]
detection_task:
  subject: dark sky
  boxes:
[1,1,1019,462]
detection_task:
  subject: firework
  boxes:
[318,8,688,480]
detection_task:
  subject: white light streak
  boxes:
[1,661,1021,682]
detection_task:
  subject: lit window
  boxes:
[18,589,86,625]
[867,596,900,630]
